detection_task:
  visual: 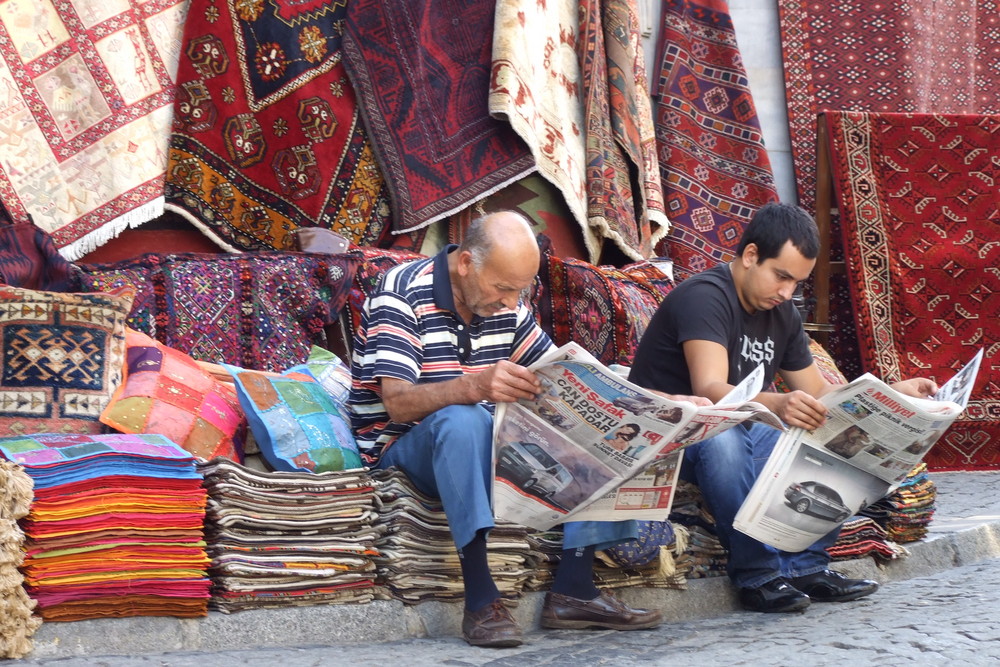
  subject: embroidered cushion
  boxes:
[100,329,245,462]
[534,253,674,367]
[225,365,361,474]
[0,285,133,435]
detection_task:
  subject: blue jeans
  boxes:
[680,422,839,589]
[376,404,637,551]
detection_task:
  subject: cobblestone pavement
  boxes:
[13,555,1000,666]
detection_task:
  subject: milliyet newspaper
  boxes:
[733,349,982,552]
[491,342,782,531]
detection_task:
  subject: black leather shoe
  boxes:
[738,578,810,613]
[541,590,662,630]
[462,600,523,648]
[788,569,878,602]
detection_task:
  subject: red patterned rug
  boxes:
[342,0,535,234]
[165,0,392,252]
[828,111,1000,471]
[778,0,1000,379]
[0,0,186,260]
[778,0,1000,214]
[651,0,778,280]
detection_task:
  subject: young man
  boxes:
[349,211,662,647]
[629,202,937,613]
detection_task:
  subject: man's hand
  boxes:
[470,360,542,403]
[774,390,829,430]
[890,378,938,399]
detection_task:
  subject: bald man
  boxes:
[349,211,661,647]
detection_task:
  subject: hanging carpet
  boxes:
[342,0,535,235]
[778,0,1000,380]
[778,0,1000,214]
[828,111,1000,471]
[491,0,668,263]
[652,0,778,280]
[165,0,392,252]
[0,0,187,260]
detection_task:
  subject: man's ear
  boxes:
[741,243,759,268]
[456,249,474,277]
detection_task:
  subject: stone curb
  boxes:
[25,516,1000,660]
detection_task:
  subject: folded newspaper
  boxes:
[733,348,983,552]
[491,342,782,531]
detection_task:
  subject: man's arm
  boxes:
[682,339,833,430]
[380,360,543,424]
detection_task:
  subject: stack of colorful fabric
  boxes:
[0,434,210,621]
[1,460,40,659]
[370,469,533,603]
[861,464,937,544]
[198,458,380,612]
[827,517,907,563]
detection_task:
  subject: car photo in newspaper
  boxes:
[733,350,981,552]
[492,342,781,531]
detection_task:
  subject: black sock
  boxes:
[551,545,600,600]
[459,529,500,612]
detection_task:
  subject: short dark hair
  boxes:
[736,202,819,262]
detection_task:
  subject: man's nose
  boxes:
[778,283,795,301]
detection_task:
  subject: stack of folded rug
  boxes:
[0,433,211,621]
[198,458,380,612]
[827,517,907,562]
[370,468,533,603]
[860,463,937,543]
[0,460,41,659]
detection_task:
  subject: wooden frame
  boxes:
[804,113,843,346]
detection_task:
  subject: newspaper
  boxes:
[491,342,783,531]
[733,349,983,552]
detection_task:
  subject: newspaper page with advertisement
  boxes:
[491,342,783,531]
[733,349,983,552]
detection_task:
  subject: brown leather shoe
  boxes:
[462,599,523,648]
[540,590,663,630]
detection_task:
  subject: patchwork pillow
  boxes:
[0,285,133,435]
[75,251,361,372]
[225,365,361,473]
[534,253,672,367]
[285,346,352,407]
[100,329,245,462]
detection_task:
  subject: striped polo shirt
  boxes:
[349,245,553,464]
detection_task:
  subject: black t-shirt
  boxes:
[629,263,814,395]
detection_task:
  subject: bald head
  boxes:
[462,210,539,270]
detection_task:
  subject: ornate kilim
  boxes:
[165,0,392,253]
[0,0,187,260]
[828,111,1000,471]
[491,0,667,263]
[652,0,779,281]
[491,0,591,256]
[778,0,1000,213]
[777,0,1000,379]
[0,285,133,435]
[342,0,535,234]
[75,252,360,373]
[579,0,668,261]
